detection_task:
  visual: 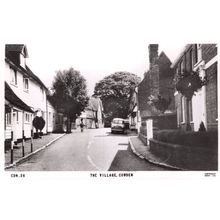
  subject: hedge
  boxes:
[153,129,218,149]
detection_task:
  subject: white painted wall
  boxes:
[191,89,206,131]
[47,101,56,133]
[5,62,47,134]
[192,61,206,131]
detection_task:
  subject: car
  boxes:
[111,118,129,134]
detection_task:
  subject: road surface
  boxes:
[7,128,171,171]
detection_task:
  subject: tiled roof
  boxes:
[5,44,47,90]
[5,44,28,57]
[5,59,47,91]
[171,44,191,68]
[5,82,34,113]
[25,65,48,90]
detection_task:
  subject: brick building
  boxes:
[172,44,217,131]
[137,44,176,144]
[138,44,176,127]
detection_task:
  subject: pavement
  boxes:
[129,136,182,170]
[5,132,66,169]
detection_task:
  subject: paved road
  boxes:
[7,128,170,171]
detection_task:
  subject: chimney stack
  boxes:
[148,44,158,68]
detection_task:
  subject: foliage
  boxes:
[148,95,171,113]
[51,67,89,123]
[33,116,45,131]
[153,129,218,149]
[94,72,141,120]
[33,116,45,138]
[175,70,207,100]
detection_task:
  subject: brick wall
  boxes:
[138,50,175,118]
[173,44,201,131]
[202,44,217,63]
[149,64,160,97]
[206,62,218,130]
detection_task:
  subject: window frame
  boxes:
[23,77,29,92]
[25,113,31,123]
[189,99,193,122]
[6,113,12,126]
[189,49,193,71]
[10,67,17,86]
[180,96,185,124]
[180,60,184,74]
[194,44,198,65]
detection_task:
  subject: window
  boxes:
[194,44,198,65]
[16,112,19,122]
[180,60,184,74]
[180,96,185,123]
[23,77,29,91]
[189,49,193,71]
[197,44,202,62]
[6,113,12,125]
[11,68,17,85]
[25,113,31,123]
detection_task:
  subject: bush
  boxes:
[153,129,218,149]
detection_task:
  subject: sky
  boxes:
[1,0,219,95]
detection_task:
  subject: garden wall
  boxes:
[149,138,218,170]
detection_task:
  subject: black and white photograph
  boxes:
[3,43,218,172]
[0,1,219,220]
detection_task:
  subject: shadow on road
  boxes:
[108,145,173,171]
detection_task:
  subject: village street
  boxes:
[7,128,170,171]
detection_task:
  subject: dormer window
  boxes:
[23,77,29,92]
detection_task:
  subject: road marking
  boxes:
[87,140,93,149]
[86,137,101,170]
[87,155,100,171]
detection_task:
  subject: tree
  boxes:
[148,95,172,114]
[175,70,207,130]
[33,116,45,138]
[94,72,141,122]
[51,67,89,133]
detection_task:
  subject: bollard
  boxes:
[22,130,25,157]
[11,131,14,164]
[31,129,33,152]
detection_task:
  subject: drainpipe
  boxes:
[46,95,48,134]
[201,63,207,129]
[10,107,14,164]
[22,110,25,157]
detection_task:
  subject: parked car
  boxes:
[111,118,129,134]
